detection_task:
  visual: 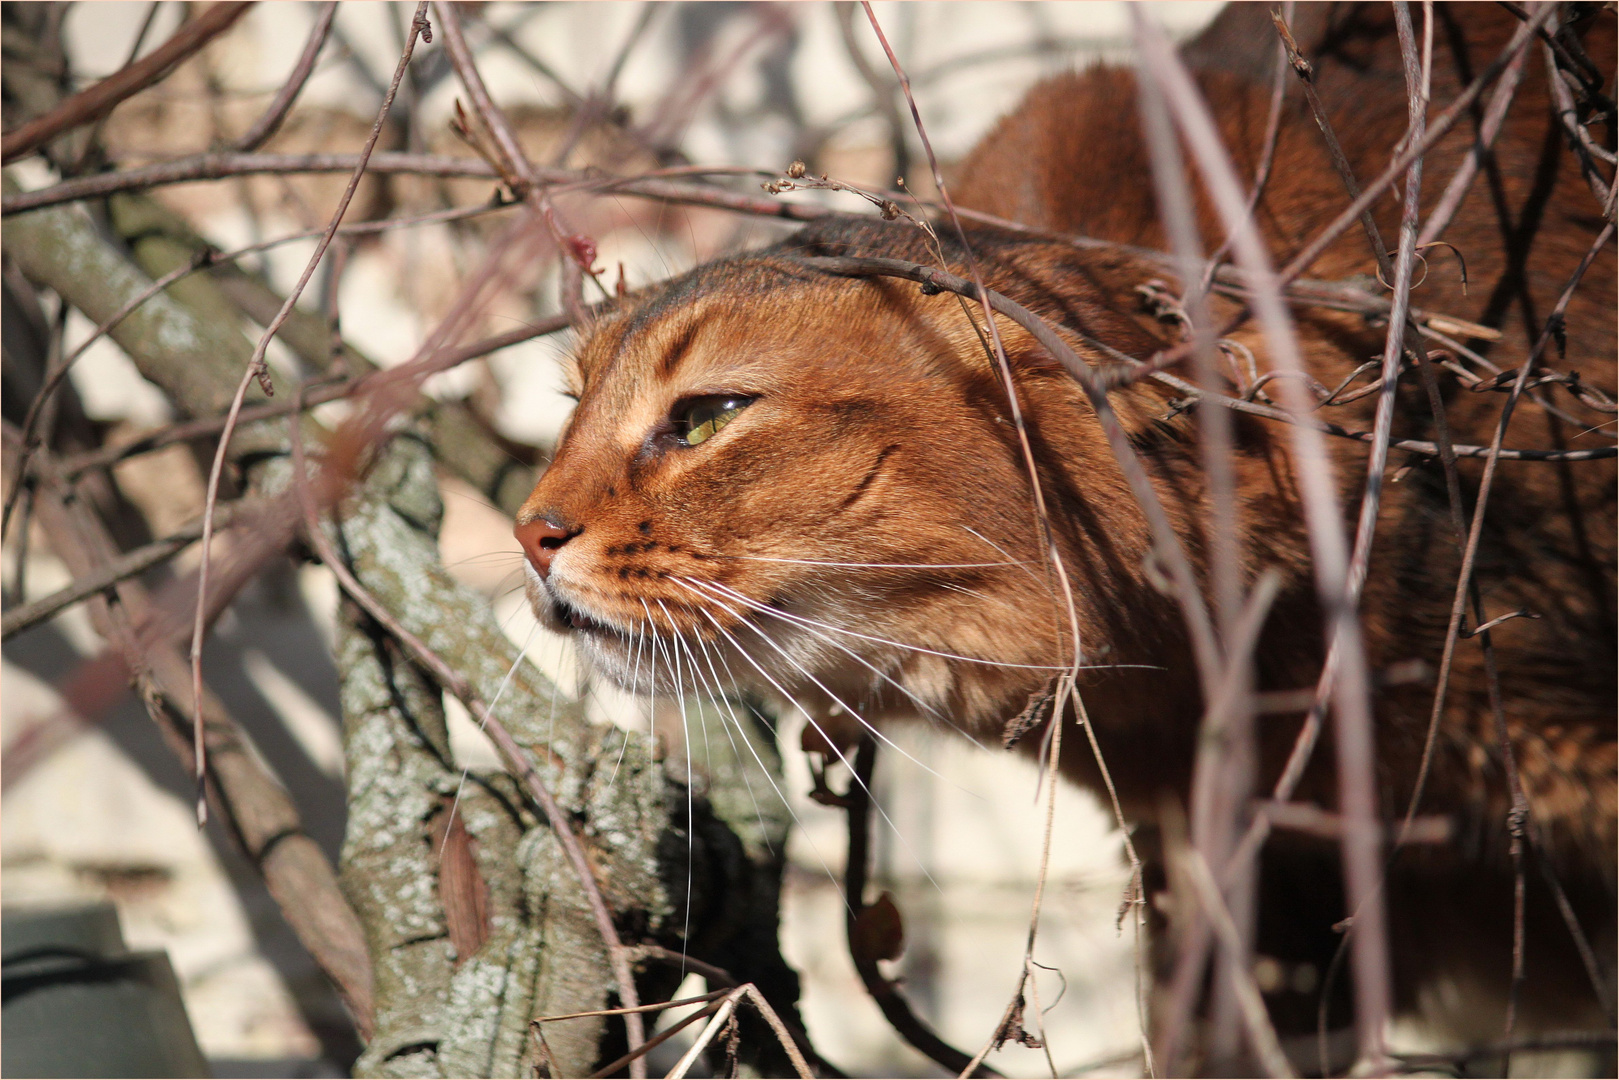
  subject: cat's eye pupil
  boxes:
[678,396,750,446]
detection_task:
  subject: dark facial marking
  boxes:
[657,322,701,378]
[839,443,902,511]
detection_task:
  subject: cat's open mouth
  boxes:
[550,597,619,637]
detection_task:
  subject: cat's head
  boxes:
[514,219,1173,737]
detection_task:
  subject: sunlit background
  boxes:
[3,4,1229,1075]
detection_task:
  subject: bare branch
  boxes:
[232,2,339,152]
[1174,846,1295,1078]
[9,425,373,1033]
[1417,34,1531,246]
[1130,12,1393,1067]
[1,1,254,164]
[840,736,1001,1078]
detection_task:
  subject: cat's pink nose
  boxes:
[515,516,575,579]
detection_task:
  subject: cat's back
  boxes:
[952,3,1617,394]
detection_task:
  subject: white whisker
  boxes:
[699,584,1068,671]
[962,525,1050,588]
[687,587,960,804]
[704,554,1030,570]
[677,576,975,742]
[442,620,540,860]
[679,618,778,853]
[644,598,695,964]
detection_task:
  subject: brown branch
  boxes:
[232,2,338,152]
[840,736,1001,1078]
[434,2,536,192]
[1,1,254,164]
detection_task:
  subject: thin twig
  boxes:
[11,423,374,1033]
[1399,193,1618,1043]
[732,984,817,1080]
[1,1,254,164]
[2,249,211,539]
[1154,575,1283,1073]
[231,1,338,152]
[835,2,909,184]
[188,0,430,827]
[623,946,834,1074]
[1400,199,1617,850]
[1199,0,1291,296]
[1417,31,1531,247]
[1147,368,1613,461]
[69,0,165,174]
[540,989,729,1023]
[1136,36,1257,1066]
[841,737,1000,1077]
[664,987,745,1080]
[1176,847,1295,1078]
[1273,10,1394,272]
[0,151,825,221]
[1543,38,1616,212]
[1275,3,1559,289]
[584,1002,723,1080]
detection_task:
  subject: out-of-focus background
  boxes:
[3,3,1226,1075]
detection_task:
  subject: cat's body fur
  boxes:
[516,3,1616,1060]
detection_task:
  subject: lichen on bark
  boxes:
[329,436,804,1077]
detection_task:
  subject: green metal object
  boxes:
[2,901,208,1078]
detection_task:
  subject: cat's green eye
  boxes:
[676,395,751,446]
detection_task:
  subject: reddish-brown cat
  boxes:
[516,3,1615,1061]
